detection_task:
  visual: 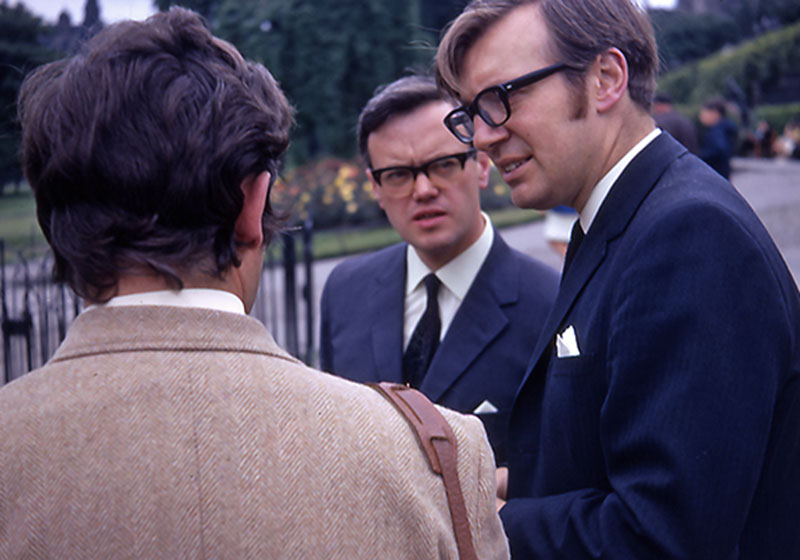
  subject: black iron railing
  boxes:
[0,225,315,385]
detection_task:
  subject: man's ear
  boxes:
[475,150,492,189]
[235,171,271,247]
[593,48,628,114]
[366,169,385,209]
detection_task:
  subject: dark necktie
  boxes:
[562,220,585,280]
[402,273,441,388]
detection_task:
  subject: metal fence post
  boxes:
[282,231,299,358]
[302,218,314,365]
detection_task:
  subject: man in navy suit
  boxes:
[320,75,558,465]
[437,0,800,557]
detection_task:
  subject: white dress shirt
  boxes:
[403,212,494,350]
[580,128,661,233]
[97,288,245,314]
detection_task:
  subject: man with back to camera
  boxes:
[319,74,559,465]
[0,9,510,558]
[436,0,800,557]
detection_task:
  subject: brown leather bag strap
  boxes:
[369,382,478,560]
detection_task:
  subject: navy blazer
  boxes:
[500,133,800,558]
[320,230,558,464]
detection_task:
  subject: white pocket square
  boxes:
[473,400,498,414]
[556,325,581,358]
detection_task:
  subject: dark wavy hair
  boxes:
[436,0,658,113]
[18,7,293,301]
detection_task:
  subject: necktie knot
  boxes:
[423,273,440,300]
[562,220,585,279]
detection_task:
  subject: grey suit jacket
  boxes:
[0,306,509,559]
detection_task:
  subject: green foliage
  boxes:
[272,157,383,230]
[656,20,800,107]
[271,156,518,230]
[651,9,740,72]
[154,0,218,19]
[83,0,100,27]
[0,3,57,193]
[244,0,432,163]
[754,102,800,132]
[307,205,539,261]
[0,185,45,253]
[0,176,535,261]
[157,0,466,164]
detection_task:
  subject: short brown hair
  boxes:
[436,0,658,113]
[19,7,293,301]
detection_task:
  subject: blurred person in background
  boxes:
[652,91,698,154]
[699,96,739,178]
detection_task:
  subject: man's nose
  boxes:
[411,171,439,199]
[472,117,508,152]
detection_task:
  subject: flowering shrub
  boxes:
[272,156,515,229]
[272,157,381,229]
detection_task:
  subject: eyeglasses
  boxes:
[444,62,577,143]
[370,148,477,198]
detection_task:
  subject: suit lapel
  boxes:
[421,233,514,401]
[368,245,406,383]
[519,133,687,387]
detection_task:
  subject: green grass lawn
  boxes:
[288,206,542,260]
[0,185,542,262]
[0,187,45,258]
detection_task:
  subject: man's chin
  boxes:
[509,184,547,210]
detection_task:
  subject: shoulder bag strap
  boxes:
[369,381,478,560]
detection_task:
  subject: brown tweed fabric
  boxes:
[0,306,508,559]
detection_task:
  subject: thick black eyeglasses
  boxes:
[370,148,477,198]
[444,62,577,143]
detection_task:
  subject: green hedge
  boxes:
[754,102,800,131]
[657,21,800,106]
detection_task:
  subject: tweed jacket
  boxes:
[0,306,509,559]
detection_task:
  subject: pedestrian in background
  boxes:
[652,91,698,154]
[699,95,739,178]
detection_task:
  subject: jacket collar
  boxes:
[50,305,298,365]
[421,233,516,400]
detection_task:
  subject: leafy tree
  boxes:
[650,9,740,72]
[152,0,472,164]
[418,0,469,38]
[657,20,800,114]
[154,0,218,21]
[223,0,431,163]
[0,3,56,194]
[83,0,101,29]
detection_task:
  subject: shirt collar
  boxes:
[406,212,493,299]
[579,128,661,233]
[96,288,246,314]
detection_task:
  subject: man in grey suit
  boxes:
[320,75,558,465]
[0,9,508,558]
